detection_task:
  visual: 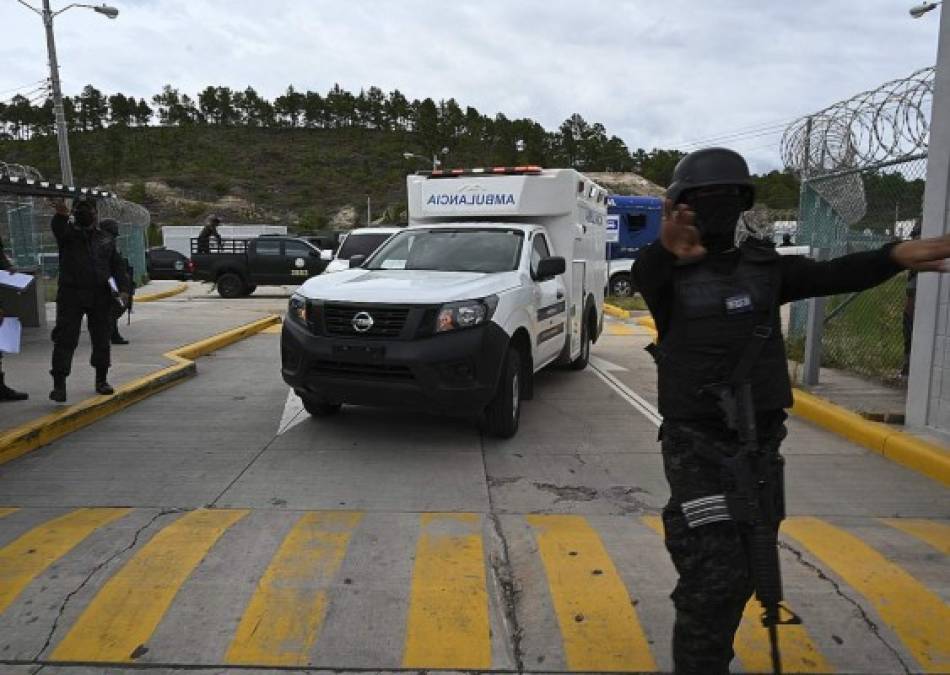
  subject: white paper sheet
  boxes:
[0,317,22,354]
[0,270,34,292]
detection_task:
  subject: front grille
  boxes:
[311,360,413,381]
[324,304,410,338]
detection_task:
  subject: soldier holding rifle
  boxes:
[633,147,950,675]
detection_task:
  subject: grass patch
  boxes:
[786,274,907,384]
[606,294,647,312]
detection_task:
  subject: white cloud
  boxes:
[0,0,940,172]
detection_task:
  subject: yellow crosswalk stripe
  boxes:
[528,515,656,672]
[0,508,130,615]
[605,322,637,336]
[881,518,950,556]
[402,513,490,670]
[734,600,832,673]
[51,508,248,663]
[0,507,18,519]
[641,515,831,673]
[783,516,950,673]
[226,511,363,666]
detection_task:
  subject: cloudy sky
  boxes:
[0,0,941,171]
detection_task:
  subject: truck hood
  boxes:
[298,269,521,304]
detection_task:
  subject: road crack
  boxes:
[488,513,525,674]
[778,540,912,674]
[31,508,185,662]
[480,432,525,673]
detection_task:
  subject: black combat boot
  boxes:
[111,331,129,345]
[0,374,28,401]
[49,376,67,403]
[95,368,114,396]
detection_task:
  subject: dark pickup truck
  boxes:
[191,236,330,297]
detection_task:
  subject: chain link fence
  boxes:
[779,67,933,390]
[0,162,150,288]
[786,157,924,384]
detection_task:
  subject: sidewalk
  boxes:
[789,361,908,423]
[0,281,290,434]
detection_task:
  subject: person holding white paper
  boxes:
[0,234,27,401]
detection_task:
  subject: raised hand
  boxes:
[49,198,70,216]
[659,198,706,259]
[891,234,950,272]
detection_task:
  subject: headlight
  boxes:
[288,293,308,324]
[436,296,498,333]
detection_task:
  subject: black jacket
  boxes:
[633,239,903,422]
[51,214,129,294]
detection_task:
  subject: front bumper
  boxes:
[281,315,510,414]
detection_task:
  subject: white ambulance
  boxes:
[281,166,608,437]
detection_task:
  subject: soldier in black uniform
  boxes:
[99,219,134,345]
[49,198,130,402]
[196,215,222,253]
[632,147,950,675]
[0,233,28,401]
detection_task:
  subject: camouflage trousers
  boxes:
[660,423,785,675]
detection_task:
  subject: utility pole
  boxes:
[366,195,372,224]
[16,0,119,186]
[42,0,73,186]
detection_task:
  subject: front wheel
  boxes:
[484,347,521,438]
[609,273,633,297]
[569,319,591,370]
[217,272,246,298]
[243,284,257,296]
[301,393,342,417]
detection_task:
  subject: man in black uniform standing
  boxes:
[49,198,130,402]
[633,147,950,675]
[196,215,222,253]
[99,218,134,345]
[0,233,28,401]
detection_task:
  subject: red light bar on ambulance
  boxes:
[420,166,544,178]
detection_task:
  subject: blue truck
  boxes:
[605,195,663,296]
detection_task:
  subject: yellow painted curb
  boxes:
[136,282,188,303]
[0,314,280,466]
[635,311,949,485]
[636,315,657,333]
[604,303,631,320]
[792,389,949,486]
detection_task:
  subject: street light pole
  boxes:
[42,0,74,186]
[16,0,119,187]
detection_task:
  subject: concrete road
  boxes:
[0,307,946,674]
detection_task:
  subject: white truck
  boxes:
[280,167,608,437]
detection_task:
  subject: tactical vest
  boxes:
[654,244,792,420]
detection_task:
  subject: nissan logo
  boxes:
[351,311,374,333]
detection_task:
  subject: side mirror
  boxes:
[320,249,333,262]
[349,254,367,269]
[535,256,566,280]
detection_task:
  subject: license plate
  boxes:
[333,344,385,360]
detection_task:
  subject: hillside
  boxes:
[0,126,670,229]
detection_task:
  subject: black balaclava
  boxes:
[73,201,98,229]
[683,189,746,253]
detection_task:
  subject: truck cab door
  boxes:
[249,238,285,285]
[284,240,321,281]
[529,233,567,367]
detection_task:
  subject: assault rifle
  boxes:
[703,379,801,675]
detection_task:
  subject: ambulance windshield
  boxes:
[366,229,524,273]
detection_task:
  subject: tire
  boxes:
[217,272,246,298]
[609,273,633,297]
[301,393,342,417]
[244,284,257,296]
[485,347,522,439]
[569,318,591,371]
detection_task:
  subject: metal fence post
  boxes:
[801,247,826,386]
